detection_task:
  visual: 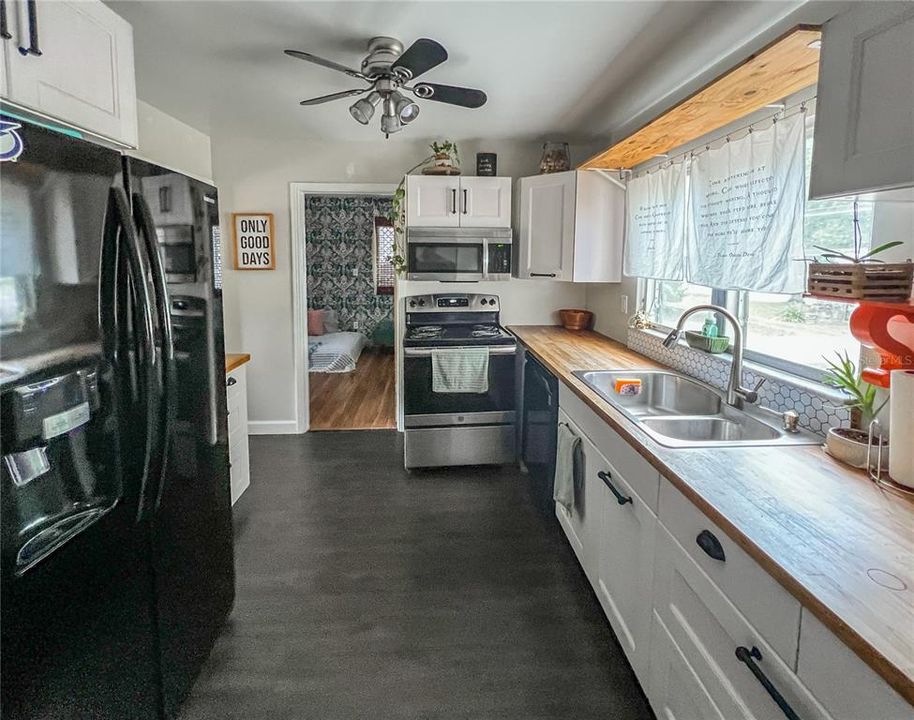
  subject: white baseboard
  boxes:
[247,420,301,435]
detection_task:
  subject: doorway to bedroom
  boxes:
[304,192,397,431]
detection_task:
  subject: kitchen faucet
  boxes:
[662,304,764,408]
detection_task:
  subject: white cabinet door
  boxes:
[406,175,460,227]
[226,365,250,505]
[516,171,575,280]
[592,443,656,679]
[555,410,602,582]
[652,523,834,720]
[459,176,511,227]
[796,610,912,720]
[647,611,727,720]
[572,171,625,282]
[810,3,914,198]
[3,0,137,147]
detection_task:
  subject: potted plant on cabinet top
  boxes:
[422,140,460,175]
[822,351,889,468]
[807,201,912,302]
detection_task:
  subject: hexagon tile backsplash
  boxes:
[627,329,850,436]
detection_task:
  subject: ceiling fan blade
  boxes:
[299,88,369,106]
[284,49,366,80]
[413,83,487,109]
[391,38,447,80]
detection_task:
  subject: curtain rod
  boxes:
[624,95,817,180]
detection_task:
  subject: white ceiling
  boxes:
[108,1,730,142]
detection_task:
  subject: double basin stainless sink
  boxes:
[572,369,821,448]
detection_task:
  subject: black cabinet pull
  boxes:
[17,0,41,56]
[696,529,726,561]
[597,470,632,505]
[462,188,468,214]
[450,188,457,214]
[735,646,802,720]
[1,1,12,40]
[530,272,557,278]
[226,376,238,387]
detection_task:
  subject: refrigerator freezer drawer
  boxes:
[404,424,516,468]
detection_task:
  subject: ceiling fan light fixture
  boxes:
[391,90,420,124]
[380,112,402,135]
[349,90,381,125]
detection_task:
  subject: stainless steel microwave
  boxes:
[406,227,512,281]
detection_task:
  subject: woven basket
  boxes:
[807,262,913,302]
[559,309,593,331]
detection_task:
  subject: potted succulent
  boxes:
[807,201,912,302]
[429,139,459,171]
[822,351,889,468]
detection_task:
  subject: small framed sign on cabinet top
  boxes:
[232,213,275,270]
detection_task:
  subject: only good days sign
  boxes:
[232,213,275,270]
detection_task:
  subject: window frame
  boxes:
[372,216,395,296]
[639,280,833,384]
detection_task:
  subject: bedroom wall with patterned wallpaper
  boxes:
[305,195,393,339]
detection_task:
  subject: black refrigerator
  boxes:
[0,113,235,719]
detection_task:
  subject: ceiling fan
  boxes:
[284,37,487,137]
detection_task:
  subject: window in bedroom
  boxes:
[373,216,395,296]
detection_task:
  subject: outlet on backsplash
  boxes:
[627,328,850,436]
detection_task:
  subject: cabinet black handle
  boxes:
[735,646,802,720]
[696,529,726,562]
[17,0,41,56]
[530,272,557,278]
[597,470,632,505]
[226,376,237,387]
[451,188,457,214]
[462,188,468,214]
[1,1,12,40]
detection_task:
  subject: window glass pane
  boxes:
[647,280,713,328]
[374,219,395,294]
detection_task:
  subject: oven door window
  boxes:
[404,353,515,415]
[408,243,482,275]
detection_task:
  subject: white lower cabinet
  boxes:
[554,386,911,720]
[652,522,833,720]
[226,364,250,505]
[555,410,602,582]
[591,438,657,680]
[648,610,727,720]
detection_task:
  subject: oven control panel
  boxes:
[405,294,499,312]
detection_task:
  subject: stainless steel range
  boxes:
[402,294,517,469]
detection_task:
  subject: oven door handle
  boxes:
[403,345,516,357]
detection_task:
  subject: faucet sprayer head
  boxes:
[662,330,680,349]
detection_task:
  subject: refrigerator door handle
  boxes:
[133,191,177,511]
[108,187,161,523]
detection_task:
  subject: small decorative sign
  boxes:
[232,213,275,270]
[476,152,497,176]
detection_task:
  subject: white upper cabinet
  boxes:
[515,170,624,282]
[810,2,914,199]
[458,176,512,227]
[406,175,511,228]
[2,0,138,147]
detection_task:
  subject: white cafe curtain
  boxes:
[686,112,806,293]
[623,160,688,281]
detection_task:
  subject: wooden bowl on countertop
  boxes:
[559,309,593,331]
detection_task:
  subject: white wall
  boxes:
[135,99,213,181]
[212,133,588,426]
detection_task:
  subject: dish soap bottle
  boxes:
[702,318,719,338]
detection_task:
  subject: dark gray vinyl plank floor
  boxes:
[179,432,653,720]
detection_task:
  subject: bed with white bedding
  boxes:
[308,331,368,373]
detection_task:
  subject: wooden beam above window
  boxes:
[579,26,822,171]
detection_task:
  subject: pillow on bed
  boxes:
[322,308,340,334]
[307,309,325,336]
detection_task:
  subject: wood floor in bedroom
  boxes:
[309,349,396,430]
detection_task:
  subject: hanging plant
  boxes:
[388,154,434,274]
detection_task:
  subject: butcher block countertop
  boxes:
[509,325,914,705]
[225,353,251,373]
